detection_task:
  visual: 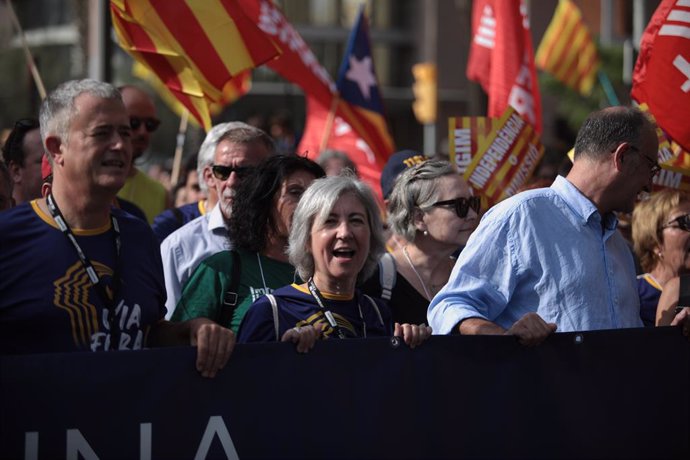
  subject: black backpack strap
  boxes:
[678,274,690,307]
[218,250,241,327]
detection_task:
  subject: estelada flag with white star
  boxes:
[297,5,394,198]
[335,6,394,163]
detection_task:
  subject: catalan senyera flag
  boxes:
[632,0,690,153]
[535,0,600,96]
[110,0,280,131]
[239,0,394,170]
[466,0,542,133]
[132,62,251,126]
[451,107,544,207]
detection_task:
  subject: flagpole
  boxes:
[319,94,340,154]
[170,110,189,187]
[597,69,620,106]
[7,0,47,100]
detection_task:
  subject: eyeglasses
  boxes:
[431,196,481,218]
[662,214,690,232]
[630,146,661,176]
[129,117,160,133]
[210,164,254,181]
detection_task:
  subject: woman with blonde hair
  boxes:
[632,188,690,326]
[361,160,480,325]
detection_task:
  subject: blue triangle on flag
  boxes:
[336,5,385,114]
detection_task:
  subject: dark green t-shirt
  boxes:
[172,249,298,332]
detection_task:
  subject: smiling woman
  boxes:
[237,174,432,351]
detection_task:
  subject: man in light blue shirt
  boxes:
[428,106,660,345]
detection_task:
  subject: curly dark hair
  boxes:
[227,155,325,252]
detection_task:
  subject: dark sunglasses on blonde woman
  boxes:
[431,196,481,218]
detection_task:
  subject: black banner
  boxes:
[1,327,688,459]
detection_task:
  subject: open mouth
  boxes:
[332,248,355,259]
[102,159,125,168]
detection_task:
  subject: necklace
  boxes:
[256,252,268,290]
[401,245,432,300]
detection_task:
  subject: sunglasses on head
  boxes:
[662,214,690,232]
[431,196,481,218]
[210,164,254,181]
[130,117,160,133]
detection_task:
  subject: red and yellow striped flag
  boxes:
[450,107,544,207]
[132,62,251,126]
[110,0,279,130]
[535,0,599,96]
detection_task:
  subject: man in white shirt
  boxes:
[161,123,274,318]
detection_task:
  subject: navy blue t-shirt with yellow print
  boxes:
[0,200,166,355]
[237,283,393,343]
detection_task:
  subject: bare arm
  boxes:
[656,277,680,326]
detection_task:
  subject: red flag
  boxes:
[240,0,394,165]
[632,0,690,152]
[299,96,384,199]
[466,0,542,132]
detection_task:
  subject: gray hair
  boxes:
[196,122,275,193]
[387,160,456,241]
[288,174,385,284]
[39,79,122,147]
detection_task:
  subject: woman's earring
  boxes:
[423,230,429,236]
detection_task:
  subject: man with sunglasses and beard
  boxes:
[116,85,169,224]
[160,123,274,319]
[428,106,666,345]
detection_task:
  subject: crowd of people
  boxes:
[0,79,688,377]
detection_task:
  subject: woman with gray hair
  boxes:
[361,160,479,325]
[237,174,431,351]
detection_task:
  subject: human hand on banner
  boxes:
[393,323,433,349]
[670,307,690,339]
[188,318,236,378]
[281,324,323,353]
[505,312,557,346]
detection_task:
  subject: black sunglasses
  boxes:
[431,196,481,218]
[662,214,690,232]
[130,117,160,133]
[211,164,254,181]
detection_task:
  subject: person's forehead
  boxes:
[214,139,268,164]
[120,88,156,115]
[21,129,43,155]
[72,93,128,125]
